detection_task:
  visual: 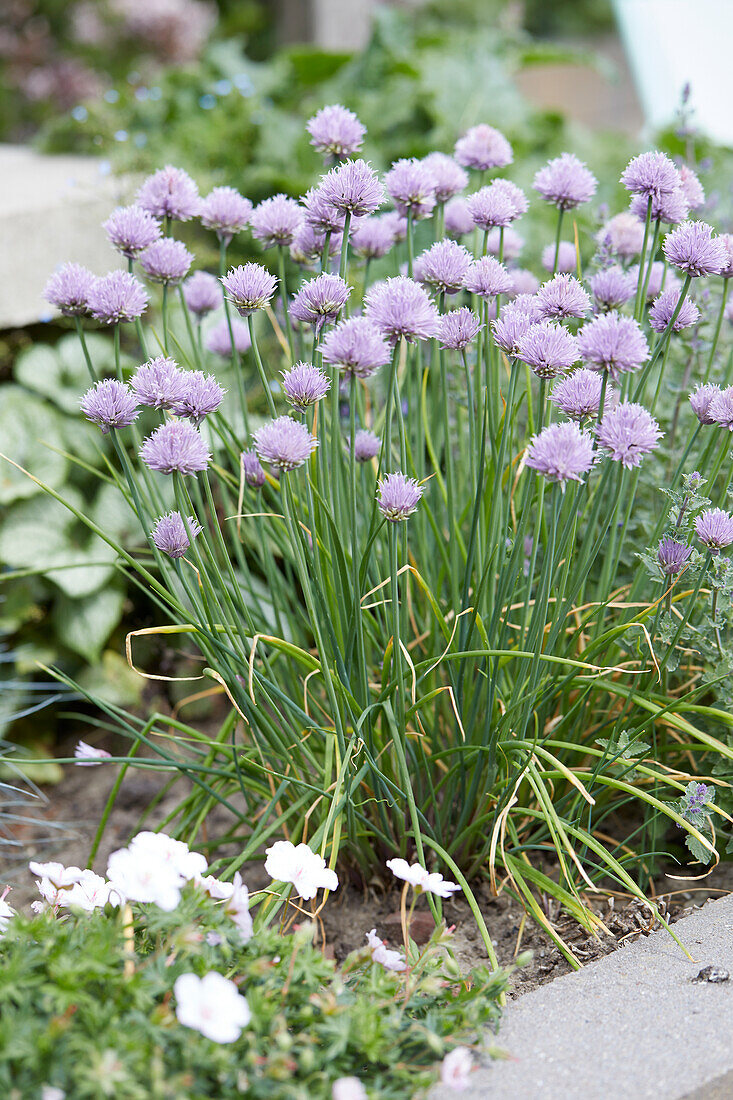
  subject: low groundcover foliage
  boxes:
[11,103,733,967]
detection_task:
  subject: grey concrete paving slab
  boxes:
[431,894,733,1100]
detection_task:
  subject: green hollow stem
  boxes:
[278,246,296,362]
[634,196,654,321]
[220,240,250,436]
[247,315,277,417]
[74,318,98,382]
[161,284,169,354]
[553,208,565,274]
[704,278,731,383]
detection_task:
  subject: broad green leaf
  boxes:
[52,585,126,661]
[0,386,69,504]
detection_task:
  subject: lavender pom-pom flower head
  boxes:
[289,273,351,332]
[87,271,149,324]
[689,383,721,425]
[696,509,733,553]
[590,266,636,312]
[364,276,440,345]
[596,402,662,467]
[139,238,193,286]
[463,256,513,299]
[542,241,577,274]
[551,368,612,422]
[516,321,579,379]
[377,472,424,522]
[657,537,693,577]
[577,311,649,380]
[525,422,596,488]
[421,152,468,201]
[222,264,278,316]
[384,158,437,221]
[439,308,482,350]
[454,124,512,171]
[281,362,331,410]
[253,416,318,472]
[250,194,304,249]
[350,216,395,261]
[415,239,473,295]
[136,165,201,222]
[199,186,252,242]
[663,221,728,278]
[103,205,161,259]
[536,274,591,320]
[466,182,524,230]
[708,386,733,430]
[206,317,251,358]
[130,355,188,410]
[140,421,211,476]
[171,371,226,426]
[620,151,680,199]
[241,449,266,489]
[81,380,139,434]
[533,153,597,210]
[649,287,700,333]
[318,159,385,218]
[320,316,391,379]
[352,429,380,463]
[44,262,95,316]
[182,271,222,317]
[151,511,202,559]
[307,104,365,160]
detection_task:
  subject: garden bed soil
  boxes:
[7,734,733,998]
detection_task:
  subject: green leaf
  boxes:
[685,832,714,864]
[77,649,144,708]
[0,385,69,504]
[596,729,650,760]
[52,585,126,661]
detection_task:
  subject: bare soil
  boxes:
[6,733,733,999]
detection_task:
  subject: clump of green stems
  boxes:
[10,169,733,968]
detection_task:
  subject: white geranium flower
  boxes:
[74,740,112,766]
[332,1077,367,1100]
[197,872,253,941]
[264,840,338,901]
[365,928,406,972]
[29,861,84,888]
[129,831,208,880]
[41,1087,66,1100]
[385,858,461,898]
[0,888,15,936]
[440,1046,473,1091]
[174,971,251,1043]
[106,847,183,911]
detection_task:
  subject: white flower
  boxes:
[29,862,109,910]
[440,1046,473,1091]
[197,874,236,901]
[332,1077,367,1100]
[0,888,15,936]
[74,740,112,766]
[197,872,253,941]
[385,858,461,898]
[29,861,84,888]
[174,971,251,1043]
[365,928,406,972]
[41,1087,66,1100]
[59,869,116,912]
[264,840,338,901]
[129,831,208,880]
[106,847,183,911]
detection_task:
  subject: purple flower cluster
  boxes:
[533,153,597,210]
[241,449,266,489]
[136,165,200,221]
[695,509,733,553]
[307,104,365,159]
[525,422,596,487]
[415,239,472,295]
[421,153,468,201]
[689,384,721,425]
[171,371,226,426]
[648,288,700,333]
[250,195,304,249]
[551,368,610,421]
[384,158,437,221]
[536,274,591,320]
[577,311,649,380]
[44,263,95,316]
[589,266,636,311]
[620,151,679,200]
[709,386,733,429]
[290,273,350,331]
[139,238,193,285]
[81,379,139,433]
[596,402,662,467]
[151,511,202,558]
[463,256,513,299]
[253,416,318,471]
[454,124,512,171]
[87,271,149,324]
[183,271,222,317]
[320,316,391,379]
[516,322,579,379]
[222,264,278,316]
[103,205,161,259]
[319,159,385,218]
[352,429,381,462]
[206,317,251,358]
[439,308,482,350]
[466,181,526,230]
[364,276,440,345]
[350,216,395,261]
[663,221,727,277]
[542,241,576,274]
[657,537,692,577]
[199,187,252,241]
[140,421,211,475]
[131,356,188,410]
[281,362,331,409]
[377,472,424,521]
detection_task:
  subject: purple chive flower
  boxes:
[663,221,728,277]
[421,153,468,201]
[307,104,365,159]
[536,274,591,320]
[508,268,540,296]
[253,416,318,471]
[222,263,278,316]
[250,194,304,249]
[620,151,680,199]
[596,402,662,467]
[380,210,408,242]
[139,238,193,285]
[649,287,700,332]
[290,223,340,267]
[628,260,680,300]
[289,273,350,331]
[320,316,391,379]
[599,212,645,258]
[364,276,441,345]
[550,367,611,421]
[182,271,222,317]
[695,508,733,552]
[136,165,201,221]
[491,310,535,357]
[709,385,733,429]
[444,196,474,238]
[80,379,139,433]
[103,205,161,259]
[44,262,95,316]
[463,256,513,299]
[505,294,543,320]
[466,180,526,230]
[516,321,579,378]
[242,448,266,489]
[439,307,482,350]
[140,420,211,475]
[206,317,252,358]
[454,124,512,171]
[171,371,226,425]
[678,165,705,210]
[377,472,424,521]
[350,216,395,260]
[87,271,149,324]
[533,153,597,210]
[542,241,576,274]
[716,234,733,279]
[130,355,188,410]
[319,159,385,217]
[589,266,636,311]
[301,185,347,235]
[525,421,596,487]
[383,158,437,220]
[151,511,202,558]
[577,311,649,380]
[657,537,693,576]
[689,383,721,424]
[629,186,689,226]
[352,429,380,462]
[415,239,473,295]
[199,186,252,241]
[281,361,331,409]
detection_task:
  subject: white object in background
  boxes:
[613,0,733,144]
